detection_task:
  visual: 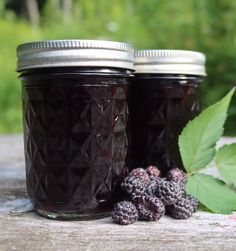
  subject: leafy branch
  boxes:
[178,88,236,214]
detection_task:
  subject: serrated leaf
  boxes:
[178,88,235,173]
[185,173,236,214]
[215,143,236,187]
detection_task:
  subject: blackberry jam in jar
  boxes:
[16,40,134,219]
[128,50,206,174]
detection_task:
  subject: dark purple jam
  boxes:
[127,74,202,174]
[20,68,130,219]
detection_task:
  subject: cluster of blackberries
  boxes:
[112,166,198,225]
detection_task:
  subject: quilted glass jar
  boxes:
[16,40,134,219]
[128,50,206,174]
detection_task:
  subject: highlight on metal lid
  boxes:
[16,39,134,71]
[134,49,206,76]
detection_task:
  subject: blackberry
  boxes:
[145,180,158,196]
[166,167,187,185]
[121,176,145,201]
[112,201,138,225]
[146,165,161,178]
[145,177,163,196]
[136,195,165,221]
[150,176,165,182]
[167,196,195,219]
[129,168,150,184]
[155,180,183,205]
[186,195,199,212]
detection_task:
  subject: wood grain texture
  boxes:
[0,135,236,251]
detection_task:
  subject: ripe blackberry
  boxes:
[130,168,150,184]
[136,195,165,221]
[146,165,161,178]
[186,195,199,212]
[167,196,196,219]
[166,167,187,184]
[121,176,145,201]
[149,176,165,182]
[145,181,157,196]
[145,177,163,196]
[155,180,183,205]
[112,201,138,225]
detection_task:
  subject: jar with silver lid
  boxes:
[16,39,134,220]
[128,50,206,174]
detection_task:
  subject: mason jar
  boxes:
[16,40,134,220]
[128,50,206,174]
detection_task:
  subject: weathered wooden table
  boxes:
[0,135,236,251]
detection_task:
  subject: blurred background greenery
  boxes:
[0,0,236,134]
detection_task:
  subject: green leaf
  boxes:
[185,174,236,214]
[215,143,236,187]
[178,88,235,173]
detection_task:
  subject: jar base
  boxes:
[36,208,111,220]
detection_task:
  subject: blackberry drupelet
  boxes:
[112,201,138,225]
[136,195,165,221]
[155,180,183,205]
[121,176,146,201]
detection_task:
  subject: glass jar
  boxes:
[128,50,206,174]
[16,40,134,220]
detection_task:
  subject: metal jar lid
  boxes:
[16,39,134,71]
[134,50,206,76]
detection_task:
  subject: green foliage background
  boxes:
[0,0,236,134]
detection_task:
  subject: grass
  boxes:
[0,18,42,133]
